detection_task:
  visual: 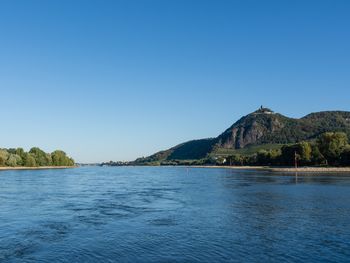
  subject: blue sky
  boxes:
[1,0,349,163]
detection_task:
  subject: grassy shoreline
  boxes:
[0,166,77,171]
[190,165,350,173]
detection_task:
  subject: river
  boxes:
[1,167,350,262]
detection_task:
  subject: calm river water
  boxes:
[1,167,350,262]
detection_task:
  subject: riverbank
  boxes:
[268,167,350,173]
[0,166,77,171]
[190,165,350,173]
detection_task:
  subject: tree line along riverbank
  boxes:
[111,132,350,168]
[0,147,74,168]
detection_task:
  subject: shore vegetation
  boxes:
[0,147,75,167]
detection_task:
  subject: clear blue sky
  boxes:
[1,0,349,163]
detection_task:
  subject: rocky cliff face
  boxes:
[217,109,288,149]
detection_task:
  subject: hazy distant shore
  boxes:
[190,165,350,173]
[0,166,76,171]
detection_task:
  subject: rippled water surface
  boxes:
[1,167,350,262]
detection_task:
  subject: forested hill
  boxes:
[217,109,350,149]
[0,147,75,167]
[134,108,350,164]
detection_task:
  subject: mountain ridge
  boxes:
[134,108,350,164]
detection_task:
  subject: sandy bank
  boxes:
[190,165,350,173]
[191,165,266,170]
[267,167,350,173]
[0,166,77,171]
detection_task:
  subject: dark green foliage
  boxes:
[310,144,327,165]
[29,147,50,166]
[227,154,244,166]
[23,153,37,167]
[214,144,283,156]
[135,139,215,164]
[340,146,350,166]
[256,149,281,166]
[280,142,312,166]
[7,148,17,154]
[317,132,348,165]
[239,133,349,167]
[16,148,25,158]
[303,112,350,138]
[167,139,215,160]
[259,112,350,145]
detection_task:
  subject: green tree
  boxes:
[246,154,258,166]
[22,153,37,167]
[0,147,73,167]
[256,149,281,166]
[15,148,25,158]
[310,144,327,165]
[6,154,22,167]
[29,147,51,166]
[51,150,75,166]
[0,149,9,166]
[7,148,17,154]
[227,154,244,166]
[52,150,65,166]
[46,153,53,166]
[317,132,348,165]
[281,142,312,166]
[298,142,312,164]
